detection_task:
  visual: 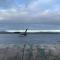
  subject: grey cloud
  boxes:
[0,0,60,24]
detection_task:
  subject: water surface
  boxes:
[0,33,60,44]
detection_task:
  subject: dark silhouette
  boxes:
[21,29,28,36]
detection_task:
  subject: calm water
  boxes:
[0,23,60,44]
[0,33,60,44]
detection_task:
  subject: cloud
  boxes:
[0,0,60,24]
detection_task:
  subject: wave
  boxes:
[5,30,60,32]
[0,30,59,34]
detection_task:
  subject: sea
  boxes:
[0,23,60,45]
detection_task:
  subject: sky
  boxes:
[0,0,60,24]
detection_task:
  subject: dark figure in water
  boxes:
[21,29,28,36]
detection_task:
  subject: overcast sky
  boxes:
[0,0,60,24]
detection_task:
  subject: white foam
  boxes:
[5,30,60,33]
